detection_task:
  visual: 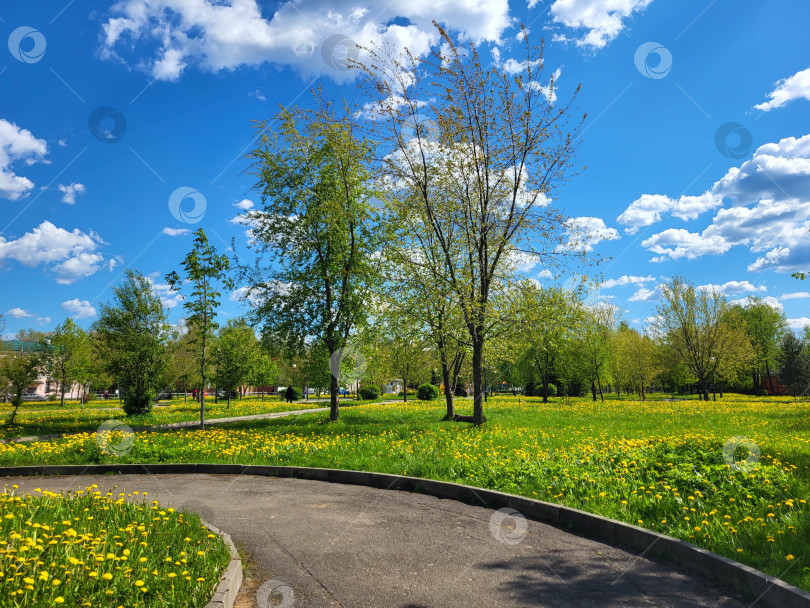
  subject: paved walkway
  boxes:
[1,473,750,607]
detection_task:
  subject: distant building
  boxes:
[1,340,81,400]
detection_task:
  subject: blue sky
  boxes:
[1,0,809,337]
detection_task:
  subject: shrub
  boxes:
[417,384,440,401]
[546,383,557,397]
[524,381,535,397]
[454,383,468,397]
[359,385,380,400]
[84,393,95,402]
[47,394,58,402]
[122,389,155,416]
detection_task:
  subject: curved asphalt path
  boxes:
[1,474,750,608]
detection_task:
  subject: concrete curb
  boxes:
[201,520,243,608]
[0,463,808,608]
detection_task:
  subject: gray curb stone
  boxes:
[201,520,242,608]
[0,463,808,608]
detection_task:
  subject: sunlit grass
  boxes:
[1,394,808,591]
[0,484,230,607]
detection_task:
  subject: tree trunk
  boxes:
[597,376,604,403]
[329,372,340,421]
[403,376,408,402]
[471,334,485,425]
[591,380,597,402]
[200,338,206,430]
[440,357,454,420]
[60,377,65,407]
[541,375,549,404]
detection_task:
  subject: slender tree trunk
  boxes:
[60,376,65,407]
[440,356,454,420]
[597,376,604,403]
[591,380,597,402]
[200,335,206,430]
[472,333,485,425]
[329,372,340,421]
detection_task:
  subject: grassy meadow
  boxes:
[1,394,808,592]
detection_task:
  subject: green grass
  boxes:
[1,394,808,593]
[0,483,230,607]
[0,397,325,440]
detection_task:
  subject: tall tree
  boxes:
[93,269,169,416]
[213,319,259,408]
[577,303,618,402]
[363,25,584,424]
[41,318,89,406]
[778,333,809,399]
[654,278,752,401]
[737,298,787,390]
[0,350,42,425]
[516,282,579,403]
[166,228,233,429]
[251,352,279,401]
[614,325,660,400]
[240,92,383,422]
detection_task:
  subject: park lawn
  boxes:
[0,394,808,593]
[0,397,326,440]
[0,483,230,607]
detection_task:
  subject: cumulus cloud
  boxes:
[628,284,664,302]
[731,295,783,312]
[634,133,810,272]
[538,269,554,279]
[550,0,654,49]
[233,199,254,211]
[5,307,31,318]
[557,216,620,252]
[146,275,183,309]
[60,299,97,319]
[0,119,48,200]
[0,221,110,284]
[755,67,810,112]
[697,280,766,295]
[100,0,511,83]
[780,291,810,300]
[162,227,190,236]
[600,275,656,289]
[57,182,86,204]
[617,193,723,233]
[787,316,810,331]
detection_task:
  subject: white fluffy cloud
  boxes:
[731,295,783,312]
[600,275,655,289]
[634,134,810,272]
[557,216,620,252]
[617,193,724,233]
[5,307,31,318]
[57,182,86,204]
[60,299,97,319]
[628,284,664,302]
[698,280,766,295]
[233,199,254,211]
[0,221,110,284]
[146,275,183,309]
[101,0,510,82]
[755,67,810,112]
[550,0,653,49]
[162,227,190,236]
[0,119,48,200]
[787,316,810,331]
[780,291,810,301]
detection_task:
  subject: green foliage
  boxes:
[0,350,42,424]
[358,385,380,400]
[213,319,259,403]
[546,383,557,397]
[93,269,169,417]
[417,384,439,401]
[42,317,90,406]
[778,333,809,397]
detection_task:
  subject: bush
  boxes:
[454,383,468,398]
[122,389,155,416]
[47,394,58,402]
[417,384,440,401]
[546,383,557,397]
[358,385,380,400]
[84,393,95,402]
[524,381,535,397]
